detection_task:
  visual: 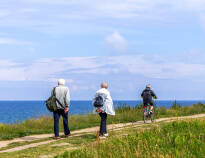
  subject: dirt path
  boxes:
[0,113,204,153]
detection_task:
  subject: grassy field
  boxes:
[0,117,204,158]
[0,133,97,158]
[56,118,205,158]
[0,103,205,140]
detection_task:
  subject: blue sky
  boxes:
[1,0,205,100]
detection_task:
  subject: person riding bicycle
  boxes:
[141,84,157,114]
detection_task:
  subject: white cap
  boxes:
[58,79,65,85]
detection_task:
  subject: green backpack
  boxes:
[46,88,58,112]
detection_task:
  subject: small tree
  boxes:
[171,100,181,109]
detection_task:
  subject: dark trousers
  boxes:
[53,109,70,137]
[99,112,107,135]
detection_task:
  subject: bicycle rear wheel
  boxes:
[143,107,148,123]
[151,105,156,122]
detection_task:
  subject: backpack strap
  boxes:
[53,87,65,109]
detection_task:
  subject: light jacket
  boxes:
[93,88,115,115]
[52,85,70,109]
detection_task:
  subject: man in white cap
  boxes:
[93,82,115,138]
[141,84,157,114]
[52,79,70,139]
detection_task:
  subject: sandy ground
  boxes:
[0,113,204,153]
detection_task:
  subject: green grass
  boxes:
[0,117,204,158]
[0,138,51,151]
[0,133,97,158]
[0,103,204,140]
[56,118,205,158]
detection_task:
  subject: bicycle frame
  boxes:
[143,104,156,123]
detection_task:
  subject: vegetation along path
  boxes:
[0,113,204,154]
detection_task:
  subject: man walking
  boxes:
[93,82,115,138]
[52,79,71,139]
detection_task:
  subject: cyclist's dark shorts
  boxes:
[143,102,154,107]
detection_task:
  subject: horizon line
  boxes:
[0,99,205,101]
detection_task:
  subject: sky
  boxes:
[1,0,205,100]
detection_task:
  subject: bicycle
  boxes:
[143,103,156,123]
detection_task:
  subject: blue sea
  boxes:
[0,100,204,124]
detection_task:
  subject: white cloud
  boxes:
[1,0,205,33]
[0,37,33,45]
[70,84,90,92]
[105,31,127,53]
[0,60,26,81]
[1,53,205,82]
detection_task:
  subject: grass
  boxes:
[0,138,51,151]
[56,118,205,158]
[0,117,204,158]
[0,103,205,140]
[0,133,97,158]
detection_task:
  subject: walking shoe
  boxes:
[64,133,71,138]
[104,133,109,137]
[99,133,106,139]
[54,136,61,140]
[99,135,106,139]
[152,119,156,123]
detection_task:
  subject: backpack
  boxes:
[143,90,152,103]
[94,94,105,108]
[46,87,59,112]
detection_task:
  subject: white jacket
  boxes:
[93,88,115,115]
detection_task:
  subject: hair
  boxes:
[58,79,65,85]
[101,82,108,89]
[146,84,151,88]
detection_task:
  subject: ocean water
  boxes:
[0,100,204,124]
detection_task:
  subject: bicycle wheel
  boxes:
[151,104,156,122]
[143,107,148,123]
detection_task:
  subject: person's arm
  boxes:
[51,88,55,96]
[141,91,144,98]
[64,88,70,113]
[106,91,113,104]
[151,90,157,99]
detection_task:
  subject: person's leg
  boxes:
[99,112,102,135]
[143,102,148,116]
[150,103,154,112]
[99,112,104,135]
[103,113,107,134]
[53,110,60,137]
[99,112,107,135]
[61,110,70,136]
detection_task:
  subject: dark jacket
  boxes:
[141,88,157,104]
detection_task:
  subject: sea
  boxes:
[0,100,204,124]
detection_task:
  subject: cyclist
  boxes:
[141,84,157,114]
